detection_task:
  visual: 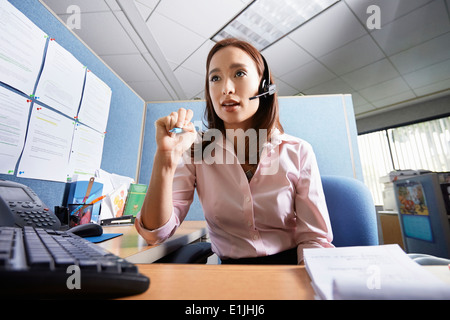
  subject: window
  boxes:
[357,116,450,205]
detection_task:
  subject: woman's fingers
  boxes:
[175,108,186,129]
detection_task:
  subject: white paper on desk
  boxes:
[95,169,115,220]
[0,0,47,95]
[0,86,29,174]
[17,106,75,182]
[67,123,105,178]
[77,70,111,133]
[304,245,450,300]
[34,40,85,117]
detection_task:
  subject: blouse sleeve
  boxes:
[134,158,196,245]
[294,142,334,263]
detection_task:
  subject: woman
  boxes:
[135,38,334,264]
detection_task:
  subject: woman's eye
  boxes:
[210,75,220,82]
[235,70,246,77]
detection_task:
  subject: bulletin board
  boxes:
[0,0,145,210]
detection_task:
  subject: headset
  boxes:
[249,54,277,100]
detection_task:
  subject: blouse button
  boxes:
[245,196,251,203]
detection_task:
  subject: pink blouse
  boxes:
[135,130,334,263]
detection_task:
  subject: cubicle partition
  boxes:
[141,94,363,220]
[0,0,145,210]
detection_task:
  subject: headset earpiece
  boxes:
[260,55,276,98]
[249,55,277,100]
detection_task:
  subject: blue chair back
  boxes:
[321,175,379,247]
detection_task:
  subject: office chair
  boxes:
[321,175,379,247]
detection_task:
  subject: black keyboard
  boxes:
[0,226,150,298]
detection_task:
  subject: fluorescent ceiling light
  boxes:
[212,0,340,51]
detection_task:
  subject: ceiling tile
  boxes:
[177,40,215,76]
[403,59,450,89]
[371,0,450,56]
[273,78,299,96]
[350,92,370,108]
[341,58,400,91]
[155,0,252,39]
[261,37,314,77]
[100,53,158,82]
[390,32,450,74]
[129,80,172,101]
[371,90,416,108]
[288,1,367,58]
[174,66,205,99]
[146,11,206,66]
[413,78,450,97]
[134,0,158,21]
[280,60,335,91]
[304,77,354,95]
[113,10,148,53]
[42,0,110,14]
[344,0,433,28]
[358,77,412,102]
[354,103,377,116]
[58,11,139,55]
[318,35,385,75]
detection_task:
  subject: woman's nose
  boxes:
[222,78,235,95]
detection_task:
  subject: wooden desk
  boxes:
[95,222,315,300]
[122,264,315,300]
[96,221,208,263]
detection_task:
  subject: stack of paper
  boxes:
[304,244,450,300]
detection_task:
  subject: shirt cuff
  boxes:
[134,210,179,245]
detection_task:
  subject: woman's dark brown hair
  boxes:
[203,38,284,136]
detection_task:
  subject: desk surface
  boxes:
[96,223,450,300]
[123,264,315,300]
[98,221,208,263]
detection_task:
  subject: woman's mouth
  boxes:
[221,100,240,112]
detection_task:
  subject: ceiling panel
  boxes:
[413,78,450,97]
[177,40,215,75]
[261,37,314,77]
[358,77,412,102]
[42,0,111,14]
[146,11,206,67]
[280,60,335,91]
[371,0,450,56]
[128,79,172,101]
[58,11,140,56]
[340,59,400,91]
[100,53,158,82]
[154,0,252,39]
[344,0,434,28]
[303,77,354,95]
[174,66,205,99]
[41,0,450,117]
[318,35,385,76]
[288,1,367,58]
[389,32,450,74]
[403,59,450,89]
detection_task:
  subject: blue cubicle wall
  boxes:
[0,0,144,210]
[140,95,363,220]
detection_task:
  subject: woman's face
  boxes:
[208,46,261,131]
